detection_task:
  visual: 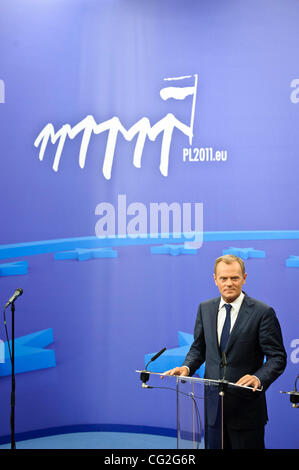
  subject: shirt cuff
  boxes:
[253,375,263,390]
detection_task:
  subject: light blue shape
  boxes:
[286,255,299,268]
[151,244,197,256]
[203,230,299,241]
[0,328,56,377]
[0,234,196,260]
[145,331,205,378]
[0,340,4,363]
[1,230,299,260]
[0,431,178,450]
[222,247,266,260]
[0,261,28,276]
[54,247,117,261]
[178,331,194,346]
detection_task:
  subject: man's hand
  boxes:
[236,374,261,392]
[161,366,189,379]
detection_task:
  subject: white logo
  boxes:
[34,74,198,179]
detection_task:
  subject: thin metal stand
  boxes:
[10,302,16,450]
[176,377,180,449]
[218,380,228,450]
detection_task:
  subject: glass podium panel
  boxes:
[176,376,223,449]
[137,371,223,449]
[176,377,205,449]
[137,370,262,449]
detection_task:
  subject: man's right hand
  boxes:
[161,366,189,378]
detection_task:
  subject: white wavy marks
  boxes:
[34,74,198,179]
[160,86,196,101]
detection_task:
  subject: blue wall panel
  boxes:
[0,0,298,449]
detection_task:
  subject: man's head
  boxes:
[213,255,247,303]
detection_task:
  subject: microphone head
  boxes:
[151,347,166,363]
[17,288,23,295]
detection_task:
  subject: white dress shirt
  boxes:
[217,292,245,346]
[217,291,261,388]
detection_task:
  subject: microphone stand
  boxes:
[10,301,16,450]
[218,353,228,450]
[3,290,23,450]
[4,301,16,449]
[140,348,167,387]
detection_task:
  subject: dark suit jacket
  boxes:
[183,293,287,429]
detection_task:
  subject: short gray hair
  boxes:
[214,254,245,275]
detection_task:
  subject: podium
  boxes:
[137,370,262,449]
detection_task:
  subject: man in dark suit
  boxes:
[164,255,287,449]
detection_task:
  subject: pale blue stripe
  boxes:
[0,230,298,260]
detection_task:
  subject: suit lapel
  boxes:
[225,294,254,355]
[210,297,221,358]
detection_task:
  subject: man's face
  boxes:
[213,261,247,303]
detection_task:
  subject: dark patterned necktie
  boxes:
[220,304,232,353]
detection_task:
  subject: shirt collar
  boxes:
[219,291,245,310]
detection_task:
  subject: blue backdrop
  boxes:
[0,0,298,449]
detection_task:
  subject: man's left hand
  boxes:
[236,374,261,392]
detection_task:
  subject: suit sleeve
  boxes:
[182,304,206,376]
[254,307,287,390]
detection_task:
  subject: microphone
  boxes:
[147,347,166,365]
[280,374,299,408]
[140,347,167,387]
[4,288,23,309]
